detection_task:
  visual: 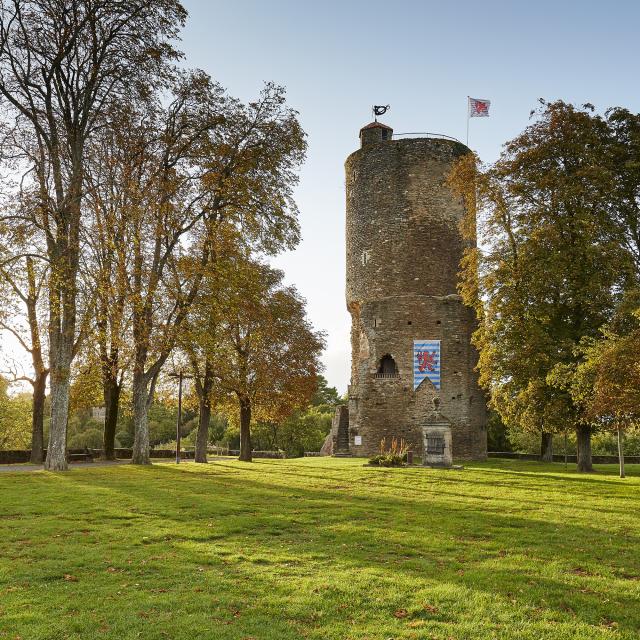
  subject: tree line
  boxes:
[0,0,325,470]
[449,100,640,475]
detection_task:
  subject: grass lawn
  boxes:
[1,458,639,640]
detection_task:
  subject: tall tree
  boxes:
[449,101,630,472]
[204,259,325,462]
[84,106,137,460]
[178,227,239,464]
[107,76,304,465]
[0,0,186,470]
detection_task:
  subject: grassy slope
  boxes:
[0,458,639,640]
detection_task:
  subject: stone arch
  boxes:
[377,354,398,375]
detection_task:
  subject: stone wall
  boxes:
[345,131,487,460]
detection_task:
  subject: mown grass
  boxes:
[1,458,639,639]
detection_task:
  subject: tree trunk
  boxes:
[44,214,81,472]
[617,428,625,479]
[45,350,72,471]
[103,375,121,460]
[30,370,48,464]
[576,424,593,473]
[540,432,553,462]
[132,371,151,465]
[239,398,252,462]
[26,257,48,465]
[195,398,211,463]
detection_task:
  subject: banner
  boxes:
[468,97,491,117]
[414,340,441,391]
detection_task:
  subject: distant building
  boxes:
[91,406,106,423]
[331,121,487,460]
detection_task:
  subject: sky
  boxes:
[2,1,638,394]
[177,0,640,394]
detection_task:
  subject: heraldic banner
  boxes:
[414,340,441,391]
[468,97,491,118]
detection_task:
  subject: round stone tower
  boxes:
[344,121,487,459]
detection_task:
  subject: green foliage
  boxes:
[207,413,228,444]
[0,378,31,450]
[367,453,405,467]
[551,300,640,434]
[252,407,332,457]
[591,431,640,456]
[115,431,133,448]
[449,100,639,447]
[310,375,341,409]
[68,428,108,450]
[3,458,640,639]
[112,399,197,448]
[487,410,511,452]
[368,437,409,467]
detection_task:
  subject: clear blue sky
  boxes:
[180,0,640,394]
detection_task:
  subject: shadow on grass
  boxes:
[2,459,640,638]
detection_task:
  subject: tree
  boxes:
[118,77,305,465]
[449,101,630,472]
[310,375,341,408]
[0,0,187,470]
[606,108,640,280]
[556,305,640,478]
[84,105,139,460]
[0,252,49,462]
[0,376,31,449]
[207,259,325,462]
[253,408,332,457]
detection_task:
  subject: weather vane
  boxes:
[372,104,390,121]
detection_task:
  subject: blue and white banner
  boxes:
[414,340,441,391]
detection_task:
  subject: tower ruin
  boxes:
[341,121,487,460]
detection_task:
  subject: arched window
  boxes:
[377,354,398,375]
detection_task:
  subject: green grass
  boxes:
[1,458,639,639]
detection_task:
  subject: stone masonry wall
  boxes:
[345,135,487,460]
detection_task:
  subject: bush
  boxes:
[368,453,405,467]
[115,431,133,448]
[68,428,104,449]
[368,437,409,467]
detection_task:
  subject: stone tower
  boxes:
[343,121,487,459]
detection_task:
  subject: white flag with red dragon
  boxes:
[468,97,491,117]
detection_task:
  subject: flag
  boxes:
[414,340,441,391]
[468,97,491,118]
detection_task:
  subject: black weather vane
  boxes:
[373,104,390,121]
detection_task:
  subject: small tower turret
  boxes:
[359,121,393,147]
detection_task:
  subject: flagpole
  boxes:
[466,96,470,147]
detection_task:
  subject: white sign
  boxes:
[354,436,362,446]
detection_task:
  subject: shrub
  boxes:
[368,437,410,467]
[68,428,103,450]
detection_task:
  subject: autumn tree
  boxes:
[202,258,325,462]
[552,298,640,478]
[0,253,48,462]
[177,226,240,463]
[450,101,631,472]
[0,0,187,470]
[83,105,139,460]
[99,75,305,465]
